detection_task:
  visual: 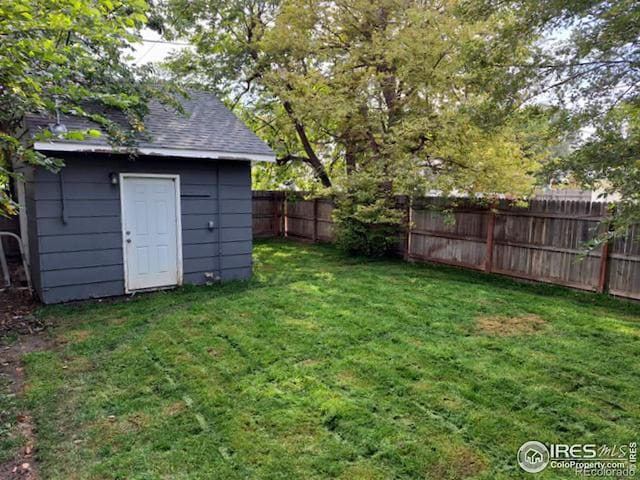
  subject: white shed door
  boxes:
[121,176,181,291]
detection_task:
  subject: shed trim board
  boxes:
[119,173,183,294]
[33,141,276,163]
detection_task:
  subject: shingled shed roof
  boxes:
[26,91,275,162]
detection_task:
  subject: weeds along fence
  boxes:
[252,190,640,301]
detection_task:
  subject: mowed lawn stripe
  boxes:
[15,240,640,479]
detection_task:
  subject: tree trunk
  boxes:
[345,144,356,175]
[283,101,332,188]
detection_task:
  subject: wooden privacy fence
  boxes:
[252,190,336,242]
[252,190,640,301]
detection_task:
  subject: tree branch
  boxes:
[282,100,332,187]
[276,154,310,165]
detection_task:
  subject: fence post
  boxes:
[282,192,286,237]
[313,198,318,242]
[598,240,610,294]
[598,204,614,293]
[485,204,496,273]
[272,192,280,237]
[282,193,288,238]
[403,196,411,261]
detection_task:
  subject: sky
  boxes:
[130,29,190,65]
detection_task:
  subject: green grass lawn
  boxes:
[14,240,640,479]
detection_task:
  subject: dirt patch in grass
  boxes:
[59,329,91,343]
[163,401,186,417]
[477,314,547,336]
[206,346,224,357]
[336,370,371,389]
[0,333,54,479]
[426,444,487,479]
[0,261,43,337]
[63,356,94,373]
[297,358,320,368]
[0,290,41,336]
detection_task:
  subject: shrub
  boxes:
[332,173,405,257]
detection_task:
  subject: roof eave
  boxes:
[33,141,276,163]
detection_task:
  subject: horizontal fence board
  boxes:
[252,191,640,301]
[492,244,601,291]
[410,233,486,269]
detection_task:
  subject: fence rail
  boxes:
[252,190,640,301]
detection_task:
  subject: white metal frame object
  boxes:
[0,232,32,293]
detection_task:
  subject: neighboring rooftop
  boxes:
[26,91,275,162]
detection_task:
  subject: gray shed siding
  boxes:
[27,153,252,303]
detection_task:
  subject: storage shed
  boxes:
[17,92,275,304]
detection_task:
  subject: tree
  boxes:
[499,0,640,236]
[0,0,178,216]
[163,0,552,193]
[163,0,559,254]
